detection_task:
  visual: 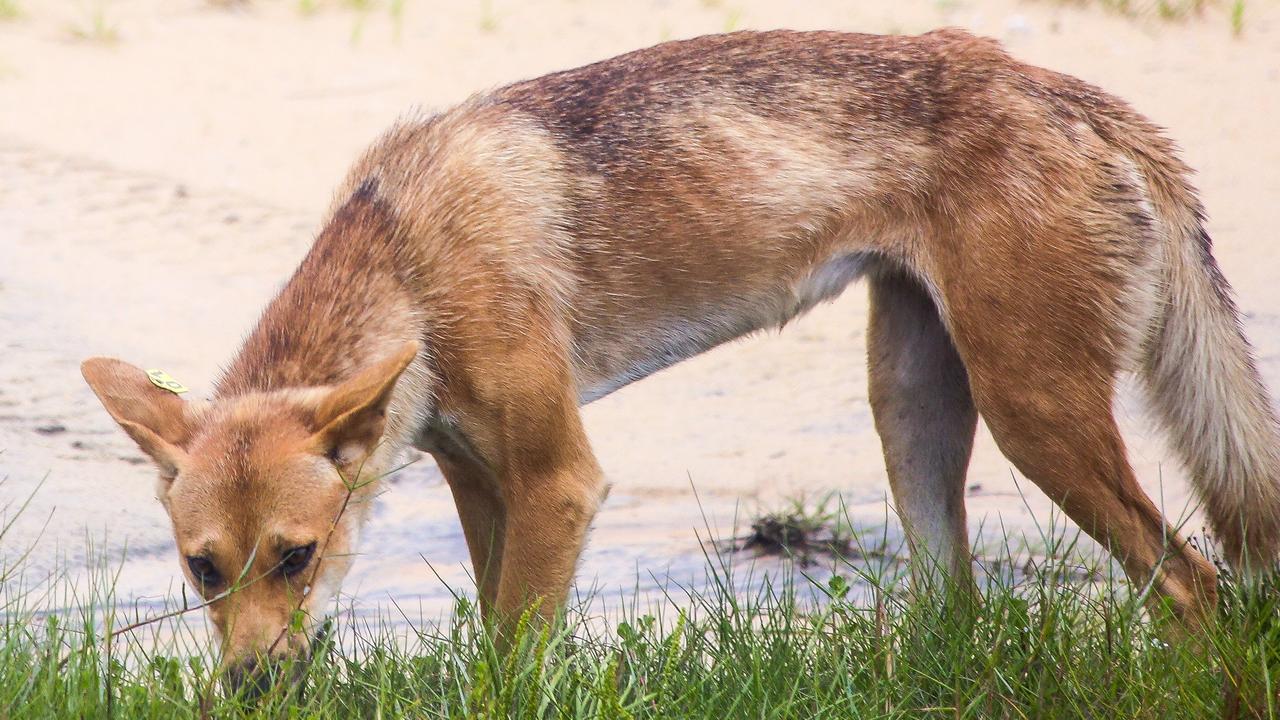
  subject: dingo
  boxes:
[82,29,1280,688]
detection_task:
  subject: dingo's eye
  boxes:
[280,542,316,578]
[187,556,221,587]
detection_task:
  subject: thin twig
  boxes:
[108,543,264,640]
[265,449,419,657]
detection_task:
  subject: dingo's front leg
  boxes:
[435,453,507,621]
[438,334,607,632]
[494,428,604,626]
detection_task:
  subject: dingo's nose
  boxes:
[223,655,282,701]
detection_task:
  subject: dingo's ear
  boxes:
[311,341,420,465]
[81,358,196,477]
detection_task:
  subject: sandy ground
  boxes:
[1,0,1278,628]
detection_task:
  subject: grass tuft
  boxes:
[722,7,742,32]
[720,493,866,567]
[1230,0,1245,36]
[66,1,119,45]
[1039,0,1246,34]
[478,0,497,33]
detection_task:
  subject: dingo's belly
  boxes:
[572,250,872,404]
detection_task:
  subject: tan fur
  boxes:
[82,29,1280,686]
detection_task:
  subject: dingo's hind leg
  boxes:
[868,268,979,596]
[937,235,1218,626]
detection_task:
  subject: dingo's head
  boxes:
[80,342,418,694]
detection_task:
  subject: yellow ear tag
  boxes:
[145,369,189,394]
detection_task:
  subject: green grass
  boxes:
[3,486,1279,717]
[0,0,21,21]
[1230,0,1246,35]
[4,548,1280,715]
[66,1,119,45]
[721,7,743,33]
[1042,0,1248,35]
[280,0,408,43]
[1050,0,1207,18]
[478,0,497,33]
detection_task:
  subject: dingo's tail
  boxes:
[1080,88,1280,573]
[1143,207,1280,574]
